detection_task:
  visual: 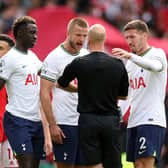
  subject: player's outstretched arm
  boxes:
[112,48,163,72]
[40,78,65,144]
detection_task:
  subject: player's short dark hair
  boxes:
[0,34,15,47]
[67,17,89,32]
[123,20,149,34]
[12,16,36,38]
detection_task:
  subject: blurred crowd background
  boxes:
[1,0,168,38]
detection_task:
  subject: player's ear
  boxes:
[67,28,71,37]
[143,32,148,39]
[16,28,23,38]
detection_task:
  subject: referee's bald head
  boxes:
[88,24,106,43]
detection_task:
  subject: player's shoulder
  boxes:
[3,47,15,57]
[28,49,38,58]
[0,48,17,72]
[0,47,16,63]
[150,47,166,56]
[149,47,167,63]
[45,44,64,61]
[43,45,66,68]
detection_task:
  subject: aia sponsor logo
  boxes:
[25,73,38,85]
[130,76,146,89]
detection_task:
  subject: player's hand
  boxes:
[112,48,131,59]
[49,124,66,144]
[161,144,167,158]
[55,82,59,88]
[44,134,53,156]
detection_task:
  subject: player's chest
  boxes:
[15,58,38,76]
[59,56,77,71]
[128,64,149,90]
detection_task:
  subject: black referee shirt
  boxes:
[58,51,129,115]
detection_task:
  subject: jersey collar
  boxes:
[140,47,152,56]
[60,44,80,56]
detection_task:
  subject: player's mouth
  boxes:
[130,45,135,49]
[76,42,83,47]
[31,39,37,45]
[29,40,36,48]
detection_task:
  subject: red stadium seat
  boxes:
[156,8,168,33]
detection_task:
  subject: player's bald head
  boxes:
[88,24,106,43]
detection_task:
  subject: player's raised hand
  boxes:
[112,48,131,59]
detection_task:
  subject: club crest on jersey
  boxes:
[0,60,5,73]
[130,76,146,89]
[0,60,5,67]
[25,73,38,85]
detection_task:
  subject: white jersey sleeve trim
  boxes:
[130,53,163,72]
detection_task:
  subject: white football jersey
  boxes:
[0,140,18,168]
[0,48,42,121]
[126,47,167,128]
[41,44,89,125]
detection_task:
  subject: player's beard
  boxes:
[131,48,136,54]
[130,45,139,54]
[69,40,77,51]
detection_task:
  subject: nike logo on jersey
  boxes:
[148,118,154,121]
[138,150,146,155]
[22,65,27,68]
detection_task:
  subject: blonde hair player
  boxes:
[40,17,89,168]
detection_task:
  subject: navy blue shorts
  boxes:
[3,111,46,160]
[126,125,166,163]
[53,125,84,165]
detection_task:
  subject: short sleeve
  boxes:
[0,54,15,81]
[40,54,61,82]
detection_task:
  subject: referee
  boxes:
[57,24,129,168]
